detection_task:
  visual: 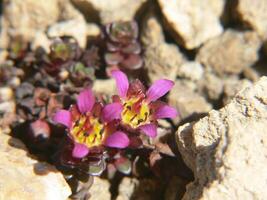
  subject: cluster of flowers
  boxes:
[53,70,177,172]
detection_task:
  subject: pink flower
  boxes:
[102,70,178,138]
[53,88,129,159]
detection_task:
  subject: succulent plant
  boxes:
[36,37,98,89]
[104,21,143,74]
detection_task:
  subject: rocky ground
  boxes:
[0,0,267,200]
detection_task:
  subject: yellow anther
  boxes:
[70,115,105,148]
[121,98,150,128]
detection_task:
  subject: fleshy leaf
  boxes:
[146,79,174,102]
[138,123,157,138]
[105,131,130,148]
[114,157,131,175]
[53,109,71,128]
[111,70,129,98]
[104,52,124,65]
[121,54,143,70]
[77,88,95,114]
[102,102,123,123]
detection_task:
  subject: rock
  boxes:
[116,177,163,200]
[0,134,71,200]
[89,177,111,200]
[141,11,184,82]
[198,72,224,100]
[0,101,16,134]
[31,31,51,52]
[176,76,267,200]
[0,49,8,63]
[197,30,261,76]
[236,0,267,39]
[223,78,252,105]
[47,19,88,48]
[0,0,86,49]
[0,87,14,102]
[116,177,139,200]
[157,0,224,49]
[86,23,101,37]
[92,79,116,96]
[177,62,204,81]
[71,0,147,24]
[169,81,212,121]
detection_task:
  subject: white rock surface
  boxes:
[236,0,267,39]
[0,134,71,200]
[89,177,111,200]
[72,0,147,24]
[47,19,88,48]
[197,30,261,76]
[177,62,204,81]
[0,0,86,49]
[176,76,267,200]
[158,0,225,49]
[169,81,212,120]
[141,10,184,82]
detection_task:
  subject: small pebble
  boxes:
[0,87,14,102]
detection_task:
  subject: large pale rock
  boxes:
[169,81,212,120]
[176,76,267,200]
[177,62,204,82]
[116,177,139,200]
[141,11,184,82]
[71,0,147,24]
[157,0,224,49]
[0,0,87,48]
[197,30,261,76]
[236,0,267,39]
[222,78,252,105]
[0,134,71,200]
[89,177,111,200]
[47,19,88,48]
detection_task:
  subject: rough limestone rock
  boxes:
[236,0,267,39]
[89,177,111,200]
[92,79,116,97]
[116,177,139,200]
[177,62,204,82]
[222,78,252,105]
[198,72,224,100]
[141,11,184,82]
[71,0,147,24]
[176,76,267,200]
[197,30,261,76]
[157,0,224,49]
[0,134,71,200]
[0,0,86,48]
[169,81,212,120]
[47,19,88,48]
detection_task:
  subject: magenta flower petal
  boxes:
[72,143,89,158]
[77,88,95,114]
[111,70,129,98]
[53,109,71,128]
[154,105,178,119]
[105,131,130,148]
[146,79,174,102]
[102,102,123,123]
[138,123,157,138]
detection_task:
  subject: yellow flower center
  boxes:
[121,98,150,128]
[70,115,105,148]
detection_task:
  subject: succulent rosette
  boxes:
[53,88,130,159]
[102,70,178,138]
[104,21,143,72]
